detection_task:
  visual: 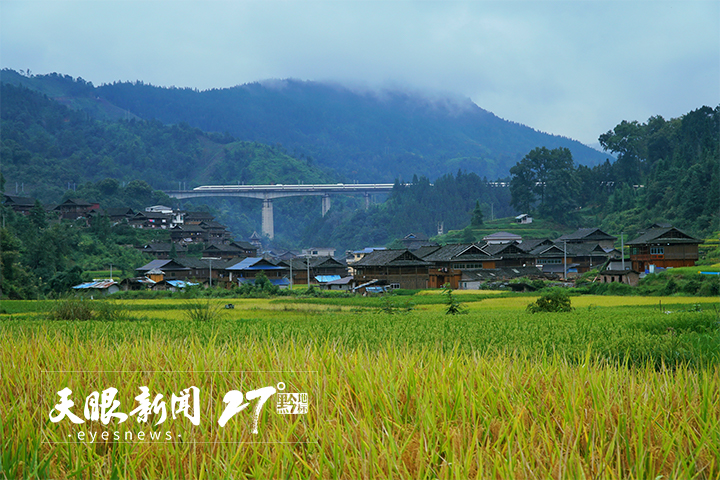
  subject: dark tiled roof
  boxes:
[136,259,190,272]
[461,266,546,282]
[287,256,345,269]
[141,243,187,252]
[3,195,35,206]
[422,244,488,262]
[626,226,702,245]
[518,238,553,252]
[231,241,257,251]
[177,258,237,270]
[413,245,442,258]
[556,228,616,242]
[353,249,430,267]
[483,242,528,257]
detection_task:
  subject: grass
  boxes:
[1,293,719,479]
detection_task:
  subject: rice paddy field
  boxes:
[1,292,719,479]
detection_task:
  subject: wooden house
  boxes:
[627,224,701,273]
[556,228,617,250]
[54,198,99,220]
[226,257,289,287]
[351,249,430,290]
[598,269,640,287]
[420,244,490,289]
[3,195,36,215]
[286,256,348,286]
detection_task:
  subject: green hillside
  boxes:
[0,81,333,205]
[1,69,611,183]
[438,217,568,244]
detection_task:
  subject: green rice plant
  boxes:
[93,299,130,322]
[47,297,95,321]
[442,285,465,315]
[1,330,718,479]
[183,298,223,323]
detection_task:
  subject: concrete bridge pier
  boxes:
[262,197,274,239]
[364,192,371,210]
[321,194,331,217]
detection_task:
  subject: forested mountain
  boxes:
[0,80,510,248]
[1,69,610,182]
[0,82,333,203]
[506,106,720,238]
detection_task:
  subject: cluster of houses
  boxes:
[4,194,701,295]
[110,224,700,295]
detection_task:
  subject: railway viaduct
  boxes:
[165,183,395,239]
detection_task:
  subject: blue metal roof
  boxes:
[315,275,342,283]
[165,280,199,288]
[73,280,118,290]
[227,257,285,271]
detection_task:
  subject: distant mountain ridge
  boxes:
[1,69,611,182]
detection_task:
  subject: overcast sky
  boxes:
[1,0,718,146]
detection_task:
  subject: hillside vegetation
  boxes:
[2,69,610,183]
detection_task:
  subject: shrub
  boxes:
[606,282,633,296]
[48,297,95,321]
[526,289,573,313]
[183,299,223,322]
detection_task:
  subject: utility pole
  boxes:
[621,232,625,271]
[563,240,567,281]
[202,257,220,288]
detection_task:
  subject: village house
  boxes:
[626,224,702,273]
[138,242,188,259]
[556,228,617,250]
[482,232,522,245]
[177,257,237,286]
[128,211,173,229]
[136,259,192,281]
[72,279,120,296]
[104,207,135,223]
[286,256,348,286]
[54,198,100,220]
[351,249,430,290]
[529,242,619,277]
[420,243,490,289]
[183,211,215,225]
[515,213,533,224]
[481,241,529,268]
[302,247,337,257]
[201,241,257,260]
[401,233,438,250]
[198,220,233,244]
[169,224,209,244]
[321,276,357,291]
[226,257,290,288]
[3,195,36,215]
[598,269,641,287]
[459,266,549,290]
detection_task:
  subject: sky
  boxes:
[1,0,718,147]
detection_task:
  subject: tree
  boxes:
[509,147,579,222]
[29,199,47,230]
[471,200,484,226]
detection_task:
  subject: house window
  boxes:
[543,259,562,264]
[650,247,664,255]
